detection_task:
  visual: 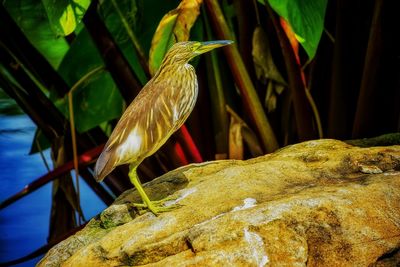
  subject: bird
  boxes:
[95,40,233,215]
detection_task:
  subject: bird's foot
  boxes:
[130,196,182,216]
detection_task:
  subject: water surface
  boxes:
[0,115,105,266]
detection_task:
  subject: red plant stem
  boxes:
[176,126,203,163]
[267,5,317,141]
[280,18,306,85]
[0,145,113,210]
[174,142,189,166]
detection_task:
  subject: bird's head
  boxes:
[162,40,233,66]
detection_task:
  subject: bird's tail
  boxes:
[94,149,117,182]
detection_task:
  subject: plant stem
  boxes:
[203,10,228,158]
[266,5,317,141]
[352,0,383,138]
[83,0,143,101]
[205,0,278,153]
[67,66,105,224]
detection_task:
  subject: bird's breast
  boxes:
[171,65,198,123]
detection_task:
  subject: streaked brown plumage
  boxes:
[95,40,233,214]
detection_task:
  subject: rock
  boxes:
[37,139,400,266]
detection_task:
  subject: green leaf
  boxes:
[29,128,51,154]
[41,0,91,36]
[149,12,178,75]
[56,29,124,133]
[0,88,23,116]
[149,0,203,75]
[137,0,181,58]
[100,0,147,85]
[263,0,328,59]
[99,0,184,83]
[4,0,70,68]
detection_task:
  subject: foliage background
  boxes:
[0,0,399,265]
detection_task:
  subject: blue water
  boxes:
[0,115,106,266]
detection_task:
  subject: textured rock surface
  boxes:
[38,139,400,266]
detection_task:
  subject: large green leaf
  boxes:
[100,0,181,82]
[135,0,181,59]
[262,0,328,59]
[56,29,124,133]
[4,0,69,69]
[149,12,178,75]
[41,0,91,36]
[100,0,147,85]
[0,86,23,116]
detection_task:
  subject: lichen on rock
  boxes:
[38,139,400,266]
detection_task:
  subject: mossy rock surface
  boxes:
[38,139,400,266]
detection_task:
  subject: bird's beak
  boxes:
[194,40,233,55]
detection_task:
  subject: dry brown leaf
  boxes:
[227,106,263,160]
[174,0,203,41]
[149,0,203,75]
[229,116,244,160]
[252,26,286,84]
[252,26,287,113]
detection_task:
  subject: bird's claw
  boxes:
[130,196,182,216]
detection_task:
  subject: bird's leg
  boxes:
[128,165,179,215]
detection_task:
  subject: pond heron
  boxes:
[95,40,233,215]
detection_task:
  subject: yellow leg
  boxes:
[128,165,179,215]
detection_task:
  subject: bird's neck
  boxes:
[154,63,194,83]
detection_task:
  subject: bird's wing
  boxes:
[94,82,157,181]
[103,79,182,165]
[95,73,195,181]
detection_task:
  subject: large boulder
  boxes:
[38,139,400,266]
